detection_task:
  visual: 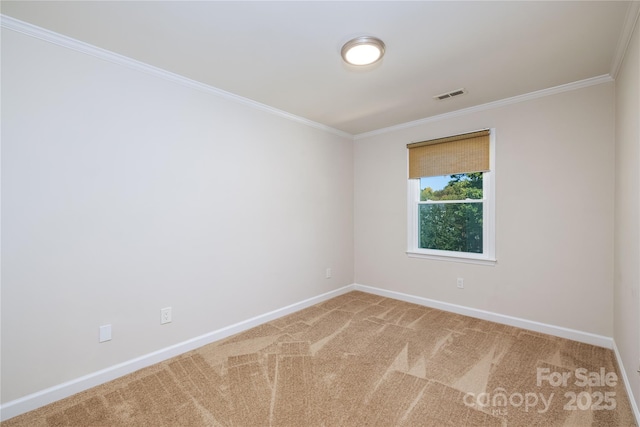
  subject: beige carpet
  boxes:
[2,291,637,426]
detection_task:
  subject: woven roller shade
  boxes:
[407,129,490,179]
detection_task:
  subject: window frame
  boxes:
[407,129,496,265]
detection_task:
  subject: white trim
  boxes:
[0,285,355,421]
[407,129,496,264]
[353,284,614,349]
[409,178,495,265]
[354,75,613,140]
[407,177,420,252]
[610,1,640,79]
[612,340,640,424]
[406,251,497,266]
[418,199,483,205]
[1,14,623,143]
[0,14,352,140]
[2,13,625,143]
[2,283,626,421]
[486,129,497,258]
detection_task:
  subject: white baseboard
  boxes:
[354,284,638,424]
[0,285,355,421]
[353,284,614,349]
[612,340,640,424]
[4,283,634,424]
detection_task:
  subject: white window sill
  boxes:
[406,250,497,266]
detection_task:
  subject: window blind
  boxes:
[407,129,490,179]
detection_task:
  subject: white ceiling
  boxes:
[2,1,636,136]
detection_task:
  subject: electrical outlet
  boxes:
[161,307,172,324]
[99,324,112,342]
[325,268,332,279]
[457,278,464,289]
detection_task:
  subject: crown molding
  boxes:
[354,74,614,140]
[610,1,640,79]
[2,11,629,143]
[0,14,353,140]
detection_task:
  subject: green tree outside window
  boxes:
[419,173,483,253]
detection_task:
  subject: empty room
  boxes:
[1,1,639,426]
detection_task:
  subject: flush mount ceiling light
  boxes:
[341,36,386,66]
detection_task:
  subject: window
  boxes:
[407,129,495,265]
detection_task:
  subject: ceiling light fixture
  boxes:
[341,36,386,66]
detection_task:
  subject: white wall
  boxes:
[614,14,640,412]
[1,28,354,403]
[354,83,615,337]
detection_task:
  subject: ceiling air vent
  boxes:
[434,88,466,101]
